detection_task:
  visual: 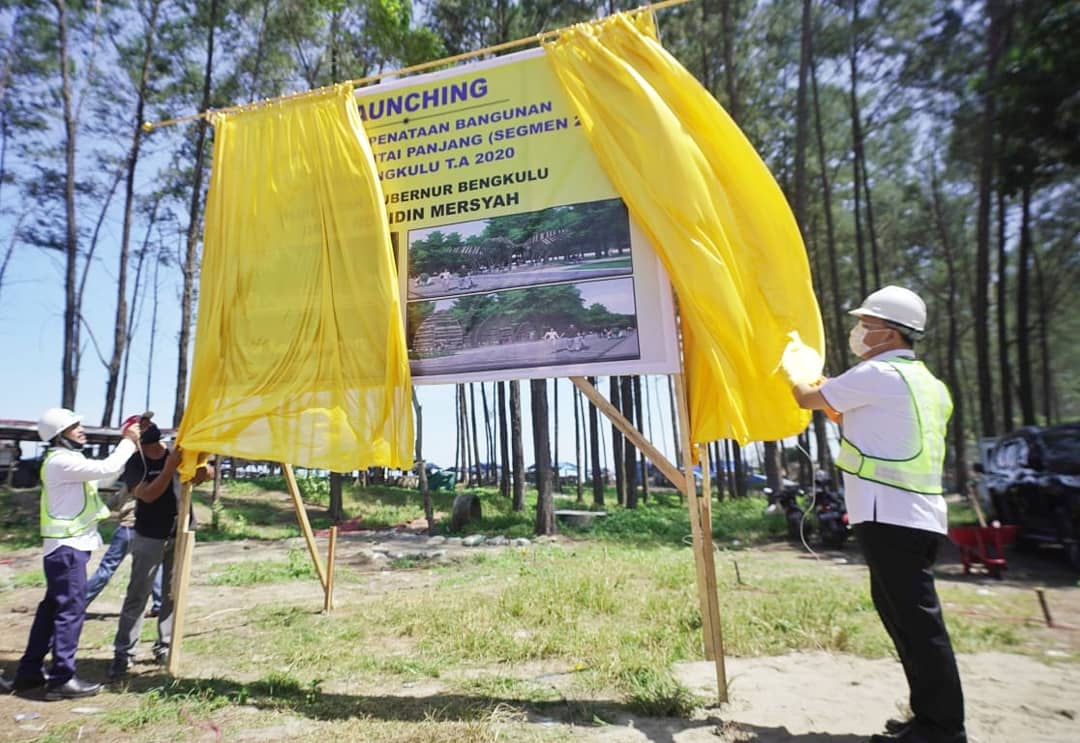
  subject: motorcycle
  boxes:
[812,473,850,549]
[766,485,811,541]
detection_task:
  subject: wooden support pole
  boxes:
[283,463,328,590]
[572,374,727,703]
[570,377,683,488]
[673,374,727,702]
[324,526,338,613]
[167,482,195,676]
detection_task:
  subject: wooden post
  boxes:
[167,482,195,676]
[324,526,338,613]
[282,463,328,589]
[571,375,727,703]
[673,373,727,701]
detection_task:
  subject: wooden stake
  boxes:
[1036,587,1054,627]
[570,377,682,487]
[572,374,728,702]
[283,463,328,589]
[324,526,338,613]
[167,481,196,676]
[673,374,727,702]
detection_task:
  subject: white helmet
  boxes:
[37,407,82,442]
[849,285,926,334]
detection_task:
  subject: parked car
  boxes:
[979,423,1080,570]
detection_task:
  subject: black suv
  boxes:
[981,423,1080,570]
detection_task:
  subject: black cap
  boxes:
[140,422,162,444]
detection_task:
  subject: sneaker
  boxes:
[44,676,102,701]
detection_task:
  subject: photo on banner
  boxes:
[356,48,678,384]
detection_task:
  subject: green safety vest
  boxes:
[835,357,953,495]
[39,450,111,538]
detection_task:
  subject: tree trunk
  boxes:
[621,375,638,508]
[733,441,747,498]
[995,187,1013,431]
[118,198,162,422]
[553,378,561,493]
[719,0,739,122]
[480,382,493,483]
[666,375,680,472]
[588,376,603,506]
[497,381,510,498]
[573,384,584,503]
[610,377,625,506]
[930,161,969,491]
[174,0,219,426]
[145,242,162,410]
[633,376,649,503]
[509,380,525,511]
[468,382,481,486]
[1033,252,1052,423]
[764,441,782,495]
[531,379,555,535]
[811,48,845,372]
[974,0,1004,438]
[328,472,344,523]
[102,0,162,425]
[848,0,868,299]
[413,389,433,534]
[56,0,79,408]
[1016,183,1034,424]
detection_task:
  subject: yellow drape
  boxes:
[176,85,413,479]
[545,13,823,445]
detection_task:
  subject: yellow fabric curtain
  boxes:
[545,13,823,445]
[176,85,413,479]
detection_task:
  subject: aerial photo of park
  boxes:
[407,276,640,378]
[406,198,633,301]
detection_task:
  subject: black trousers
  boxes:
[855,522,965,736]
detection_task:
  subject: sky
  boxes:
[0,229,695,470]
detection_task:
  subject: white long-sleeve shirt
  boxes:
[41,439,138,556]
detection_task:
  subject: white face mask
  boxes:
[848,323,888,358]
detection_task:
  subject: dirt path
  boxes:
[1,533,1078,742]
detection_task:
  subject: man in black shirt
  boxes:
[109,422,183,678]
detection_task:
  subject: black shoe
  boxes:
[870,723,966,743]
[0,674,47,694]
[885,718,914,734]
[44,676,102,701]
[108,658,129,680]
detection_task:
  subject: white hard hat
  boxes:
[849,285,926,334]
[37,407,82,442]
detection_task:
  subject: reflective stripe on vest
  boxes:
[39,450,111,538]
[835,358,953,495]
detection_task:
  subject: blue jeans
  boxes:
[86,526,162,612]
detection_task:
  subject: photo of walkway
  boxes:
[408,277,640,379]
[411,327,639,377]
[407,198,633,301]
[409,255,632,300]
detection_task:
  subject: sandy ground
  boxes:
[1,531,1078,742]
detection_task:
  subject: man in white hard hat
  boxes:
[0,409,140,700]
[788,286,965,743]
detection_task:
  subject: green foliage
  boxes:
[617,664,701,717]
